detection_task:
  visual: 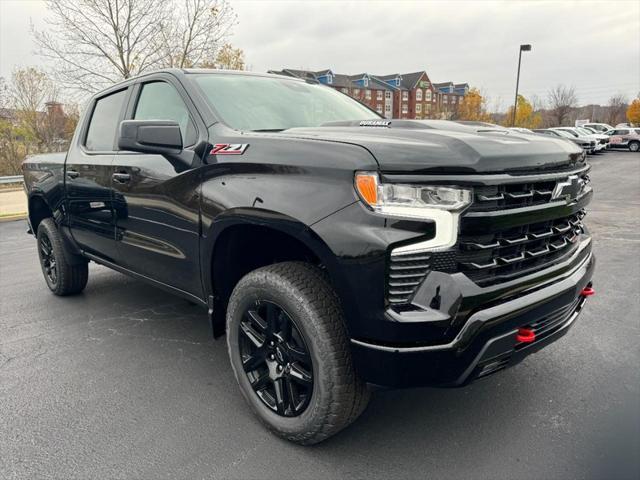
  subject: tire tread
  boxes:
[227,262,369,445]
[37,218,88,296]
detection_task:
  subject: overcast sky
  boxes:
[1,0,638,111]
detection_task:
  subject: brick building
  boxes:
[270,68,468,120]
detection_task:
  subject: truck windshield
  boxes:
[191,74,378,131]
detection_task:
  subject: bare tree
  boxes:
[607,93,628,126]
[10,68,57,113]
[157,0,237,68]
[34,0,236,95]
[547,85,578,126]
[0,77,8,109]
[530,94,545,112]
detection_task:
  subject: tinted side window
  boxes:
[85,89,128,151]
[134,82,197,146]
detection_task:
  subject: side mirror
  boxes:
[118,120,183,155]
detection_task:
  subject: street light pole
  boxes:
[512,44,532,127]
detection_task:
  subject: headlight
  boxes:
[354,171,472,217]
[354,171,472,253]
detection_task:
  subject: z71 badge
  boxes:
[210,143,249,155]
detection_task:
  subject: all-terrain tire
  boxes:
[226,262,370,445]
[36,218,88,295]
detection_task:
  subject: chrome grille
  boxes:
[469,173,590,212]
[452,210,586,285]
[385,169,591,302]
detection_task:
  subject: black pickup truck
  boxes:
[22,69,595,444]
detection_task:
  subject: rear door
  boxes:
[66,87,130,261]
[111,74,205,297]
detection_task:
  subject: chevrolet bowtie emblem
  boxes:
[552,175,585,202]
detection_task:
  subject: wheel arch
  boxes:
[28,194,54,233]
[202,208,348,337]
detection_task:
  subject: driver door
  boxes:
[111,75,205,297]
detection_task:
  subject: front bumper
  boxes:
[350,250,595,388]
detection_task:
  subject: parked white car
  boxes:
[551,127,607,152]
[582,122,614,133]
[575,126,611,150]
[535,128,595,154]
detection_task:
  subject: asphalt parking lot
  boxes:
[1,151,639,479]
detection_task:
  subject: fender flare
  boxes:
[201,207,348,298]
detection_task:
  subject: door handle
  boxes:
[66,169,80,179]
[112,172,131,183]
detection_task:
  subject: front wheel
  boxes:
[226,262,369,445]
[629,141,639,152]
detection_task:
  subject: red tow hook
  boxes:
[581,286,595,297]
[516,327,536,344]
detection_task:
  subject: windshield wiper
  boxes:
[250,128,286,132]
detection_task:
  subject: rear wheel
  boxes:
[629,141,639,152]
[36,218,88,295]
[226,262,369,445]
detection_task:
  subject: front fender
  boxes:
[200,207,350,305]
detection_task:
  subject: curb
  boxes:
[0,213,27,223]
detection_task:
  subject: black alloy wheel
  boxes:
[239,300,314,417]
[39,233,58,286]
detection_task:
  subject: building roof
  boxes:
[331,74,354,88]
[399,71,429,90]
[375,73,401,80]
[369,76,396,91]
[271,67,467,95]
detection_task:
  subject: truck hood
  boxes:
[277,120,584,174]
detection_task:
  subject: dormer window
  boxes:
[395,77,400,87]
[326,73,333,84]
[363,77,369,87]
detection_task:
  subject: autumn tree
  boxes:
[547,84,577,126]
[0,121,26,175]
[209,43,246,70]
[0,68,77,175]
[9,67,59,151]
[627,98,640,125]
[504,95,542,129]
[456,88,493,122]
[34,0,237,94]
